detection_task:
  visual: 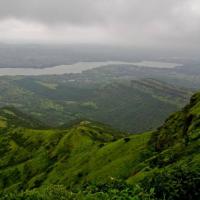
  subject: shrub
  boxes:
[124,138,130,143]
[141,165,200,200]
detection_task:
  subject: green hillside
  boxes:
[0,108,148,191]
[0,92,200,199]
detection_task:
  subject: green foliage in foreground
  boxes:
[0,181,155,200]
[141,165,200,200]
[1,165,200,200]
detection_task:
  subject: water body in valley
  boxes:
[0,61,182,76]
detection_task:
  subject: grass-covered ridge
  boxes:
[0,108,150,192]
[0,92,200,199]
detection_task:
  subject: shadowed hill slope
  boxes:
[0,107,45,128]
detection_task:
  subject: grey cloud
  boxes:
[0,0,199,49]
[0,0,107,25]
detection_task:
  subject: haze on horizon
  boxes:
[0,0,200,52]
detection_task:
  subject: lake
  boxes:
[0,61,182,76]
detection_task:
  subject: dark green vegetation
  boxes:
[0,73,192,133]
[0,92,200,199]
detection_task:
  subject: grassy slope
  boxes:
[0,108,150,191]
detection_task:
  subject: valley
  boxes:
[0,72,193,133]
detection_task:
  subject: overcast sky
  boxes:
[0,0,200,50]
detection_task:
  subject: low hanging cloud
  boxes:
[0,0,200,49]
